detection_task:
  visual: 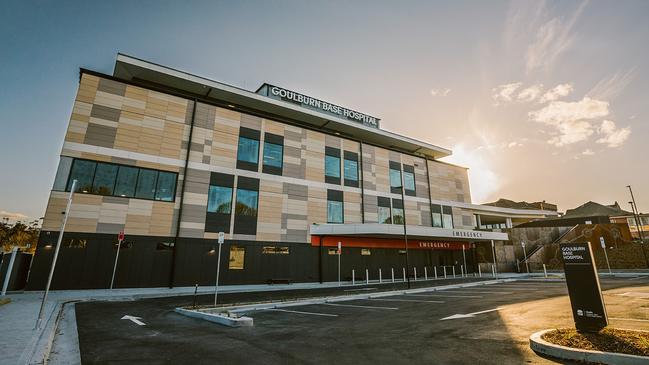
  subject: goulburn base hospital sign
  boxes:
[257,84,380,128]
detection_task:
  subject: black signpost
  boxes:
[560,242,608,332]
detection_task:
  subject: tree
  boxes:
[1,220,40,254]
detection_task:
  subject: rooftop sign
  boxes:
[256,84,380,129]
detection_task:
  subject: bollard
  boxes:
[352,269,355,286]
[414,267,417,281]
[366,269,369,285]
[443,266,447,279]
[434,266,438,279]
[192,284,199,309]
[461,265,464,278]
[452,266,456,278]
[403,267,406,282]
[543,264,547,278]
[478,265,482,277]
[424,267,428,280]
[391,268,395,283]
[491,264,495,277]
[379,268,382,283]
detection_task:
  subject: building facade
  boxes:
[27,55,557,290]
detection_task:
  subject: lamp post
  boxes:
[521,241,529,273]
[629,201,649,268]
[627,186,645,243]
[399,171,411,289]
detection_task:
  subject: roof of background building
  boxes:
[483,198,558,212]
[563,201,632,218]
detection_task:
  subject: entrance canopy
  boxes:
[310,223,508,242]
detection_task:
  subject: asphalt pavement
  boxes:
[73,276,649,364]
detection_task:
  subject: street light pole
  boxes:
[400,171,411,289]
[629,201,649,268]
[36,179,76,329]
[627,185,645,243]
[521,241,529,273]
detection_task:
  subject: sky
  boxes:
[1,0,648,222]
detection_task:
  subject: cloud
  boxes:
[525,1,588,73]
[539,83,574,103]
[596,120,631,148]
[430,88,451,97]
[529,97,609,146]
[581,149,595,156]
[507,141,524,148]
[0,210,30,222]
[587,69,637,100]
[529,97,609,125]
[517,84,544,102]
[492,82,522,104]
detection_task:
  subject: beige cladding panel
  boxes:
[427,160,471,203]
[343,191,362,224]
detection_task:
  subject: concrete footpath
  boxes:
[0,271,646,365]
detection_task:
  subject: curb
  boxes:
[175,307,253,327]
[530,329,649,365]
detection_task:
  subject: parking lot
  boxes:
[74,276,649,364]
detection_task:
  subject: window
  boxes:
[235,189,259,217]
[237,137,259,164]
[403,165,415,196]
[155,171,177,201]
[68,159,96,193]
[432,205,443,228]
[114,166,138,197]
[378,206,392,224]
[263,142,283,168]
[389,161,402,194]
[392,199,404,225]
[65,158,177,202]
[343,151,359,187]
[92,163,119,195]
[442,205,454,228]
[327,190,344,224]
[325,155,340,178]
[207,186,233,213]
[135,169,158,200]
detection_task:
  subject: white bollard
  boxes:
[403,267,406,282]
[352,269,355,285]
[452,266,456,278]
[391,268,395,283]
[414,267,417,281]
[379,268,382,283]
[543,264,547,278]
[461,265,464,278]
[366,269,369,285]
[443,266,447,279]
[424,267,428,280]
[478,265,482,277]
[1,247,19,296]
[434,266,438,279]
[492,264,495,277]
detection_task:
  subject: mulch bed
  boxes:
[542,328,649,357]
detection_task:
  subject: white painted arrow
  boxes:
[440,308,501,321]
[121,315,145,326]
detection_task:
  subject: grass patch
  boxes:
[542,328,649,357]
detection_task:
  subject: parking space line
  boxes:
[267,308,339,317]
[323,303,398,310]
[609,317,649,322]
[439,290,513,295]
[407,294,483,299]
[480,286,538,291]
[370,298,445,304]
[344,288,377,292]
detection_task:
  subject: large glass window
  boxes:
[404,171,415,192]
[389,168,402,189]
[114,166,138,197]
[432,205,443,228]
[344,158,358,182]
[207,186,233,213]
[67,159,97,193]
[325,155,341,179]
[442,206,454,228]
[327,200,344,223]
[155,171,177,201]
[92,163,118,195]
[135,169,158,200]
[378,206,391,224]
[263,142,283,168]
[235,189,259,217]
[392,207,404,225]
[237,137,259,164]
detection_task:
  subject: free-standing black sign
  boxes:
[560,242,608,332]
